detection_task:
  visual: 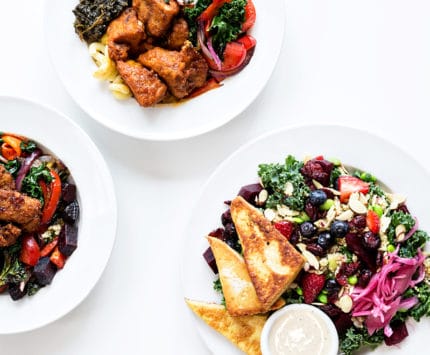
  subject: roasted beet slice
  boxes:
[203,247,217,274]
[33,257,57,285]
[385,321,409,346]
[61,200,80,224]
[58,224,78,256]
[345,233,377,272]
[8,283,26,301]
[61,183,77,203]
[334,313,353,336]
[237,183,263,205]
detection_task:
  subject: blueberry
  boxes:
[325,279,340,291]
[300,222,316,238]
[317,232,333,249]
[330,220,349,238]
[308,189,327,206]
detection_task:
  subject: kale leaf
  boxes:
[339,327,384,355]
[258,155,310,211]
[399,230,429,258]
[20,140,37,154]
[210,0,246,57]
[410,282,430,321]
[1,159,20,177]
[213,278,226,306]
[386,211,415,244]
[0,245,28,287]
[21,164,53,204]
[184,0,212,45]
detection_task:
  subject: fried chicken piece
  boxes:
[0,223,21,247]
[0,189,41,233]
[0,165,15,190]
[107,7,146,61]
[116,60,167,106]
[166,18,189,50]
[138,42,208,99]
[133,0,180,38]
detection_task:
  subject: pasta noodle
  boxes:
[88,37,131,100]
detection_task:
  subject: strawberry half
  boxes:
[301,273,326,304]
[273,221,294,240]
[366,210,380,233]
[338,176,370,203]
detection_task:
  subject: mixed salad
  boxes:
[0,132,79,300]
[203,155,430,354]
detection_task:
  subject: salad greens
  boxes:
[21,164,53,204]
[340,327,384,355]
[258,155,310,211]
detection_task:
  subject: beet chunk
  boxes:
[203,247,217,274]
[237,183,263,205]
[33,257,57,285]
[61,183,77,203]
[8,283,26,301]
[345,233,377,272]
[58,223,78,256]
[385,321,409,346]
[61,200,80,224]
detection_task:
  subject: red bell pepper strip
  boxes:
[40,237,59,257]
[50,246,66,269]
[40,169,62,225]
[242,0,256,32]
[236,34,257,51]
[198,0,232,35]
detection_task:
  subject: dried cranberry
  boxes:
[349,215,367,232]
[395,204,410,214]
[340,261,361,276]
[306,243,326,257]
[289,229,301,245]
[300,158,334,186]
[362,231,381,250]
[335,273,348,286]
[357,269,373,288]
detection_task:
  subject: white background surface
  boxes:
[0,0,429,354]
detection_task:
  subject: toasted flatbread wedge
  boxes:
[230,196,305,309]
[208,236,285,316]
[185,299,265,355]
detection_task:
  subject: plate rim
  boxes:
[0,94,117,334]
[43,0,286,141]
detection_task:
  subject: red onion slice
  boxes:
[15,148,42,191]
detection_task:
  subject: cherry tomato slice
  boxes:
[242,0,256,32]
[222,41,246,70]
[20,235,41,266]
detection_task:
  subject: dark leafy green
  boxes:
[258,155,310,211]
[340,327,384,355]
[213,278,226,306]
[410,282,430,321]
[399,230,429,258]
[20,140,37,154]
[210,0,246,57]
[21,164,53,204]
[1,159,20,177]
[184,0,212,45]
[386,211,415,244]
[0,244,28,287]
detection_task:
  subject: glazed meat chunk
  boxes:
[0,165,15,190]
[133,0,180,38]
[0,223,21,247]
[107,7,146,61]
[166,18,189,50]
[0,189,41,233]
[116,60,167,106]
[138,43,208,99]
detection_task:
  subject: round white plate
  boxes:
[44,0,285,141]
[0,96,117,334]
[181,124,430,354]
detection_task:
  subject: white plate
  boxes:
[44,0,285,141]
[181,124,430,354]
[0,96,116,334]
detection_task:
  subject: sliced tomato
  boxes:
[242,0,256,32]
[50,246,66,269]
[236,34,256,50]
[20,235,40,266]
[222,41,247,70]
[338,176,370,203]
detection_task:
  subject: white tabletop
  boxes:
[1,1,430,354]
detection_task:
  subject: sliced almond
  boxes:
[284,182,294,196]
[349,193,367,214]
[388,193,406,210]
[395,224,407,242]
[380,216,391,233]
[337,210,354,221]
[335,294,353,313]
[264,208,276,221]
[256,189,268,206]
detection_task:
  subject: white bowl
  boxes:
[260,303,339,355]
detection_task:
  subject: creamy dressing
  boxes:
[267,307,335,355]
